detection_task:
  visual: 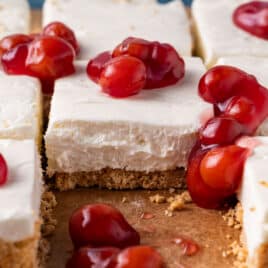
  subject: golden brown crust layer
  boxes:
[53,168,186,191]
[0,223,40,268]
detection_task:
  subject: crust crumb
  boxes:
[149,194,166,204]
[222,203,242,230]
[259,180,268,188]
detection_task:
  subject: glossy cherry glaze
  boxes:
[87,51,112,83]
[112,37,185,89]
[0,154,8,186]
[173,236,200,257]
[69,204,140,249]
[187,66,268,209]
[233,1,268,40]
[66,247,120,268]
[111,246,165,268]
[43,21,80,55]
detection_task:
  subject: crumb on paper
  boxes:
[165,209,173,217]
[121,197,127,203]
[250,207,256,212]
[168,196,185,212]
[222,240,247,268]
[149,194,166,204]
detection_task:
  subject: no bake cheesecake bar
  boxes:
[45,57,209,190]
[0,73,42,147]
[43,0,192,59]
[0,139,43,268]
[192,0,268,67]
[0,0,30,39]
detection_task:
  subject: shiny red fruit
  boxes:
[186,146,230,209]
[99,56,146,98]
[43,21,80,55]
[66,247,119,268]
[112,246,165,268]
[199,116,245,146]
[69,204,140,249]
[26,36,75,80]
[87,51,112,83]
[233,1,268,40]
[112,37,185,89]
[0,34,33,58]
[112,37,152,61]
[1,44,30,75]
[198,66,257,104]
[0,154,8,186]
[145,42,185,89]
[200,146,249,192]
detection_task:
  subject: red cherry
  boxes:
[1,43,30,75]
[233,1,268,40]
[26,36,75,81]
[66,247,120,268]
[69,204,140,249]
[112,37,152,61]
[43,21,80,55]
[224,96,256,125]
[99,56,146,98]
[0,34,33,58]
[186,146,231,209]
[199,116,245,146]
[112,246,165,268]
[0,154,8,186]
[200,146,249,192]
[198,65,257,104]
[87,51,112,83]
[145,42,185,89]
[112,37,185,89]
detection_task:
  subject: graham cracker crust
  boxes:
[0,223,41,268]
[52,168,186,191]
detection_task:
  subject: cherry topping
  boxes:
[200,146,249,192]
[2,44,30,75]
[26,36,75,80]
[0,34,33,58]
[69,204,140,249]
[99,56,146,98]
[43,21,80,55]
[87,51,112,83]
[112,37,185,89]
[66,247,120,268]
[233,1,268,40]
[199,116,245,146]
[112,246,165,268]
[0,154,8,186]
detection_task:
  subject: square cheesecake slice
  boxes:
[43,0,192,59]
[237,137,268,268]
[0,0,30,38]
[192,0,268,67]
[45,57,210,191]
[216,57,268,135]
[0,74,42,147]
[0,139,43,268]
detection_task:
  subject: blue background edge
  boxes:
[29,0,193,9]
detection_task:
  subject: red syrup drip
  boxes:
[173,236,200,257]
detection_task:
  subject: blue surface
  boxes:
[29,0,193,8]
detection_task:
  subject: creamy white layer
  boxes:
[43,0,192,59]
[238,137,268,265]
[0,0,30,39]
[216,57,268,135]
[0,73,42,145]
[192,0,268,67]
[45,58,209,175]
[0,139,42,242]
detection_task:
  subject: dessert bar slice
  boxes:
[43,0,192,59]
[192,0,268,67]
[45,57,210,190]
[0,139,43,268]
[0,0,30,39]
